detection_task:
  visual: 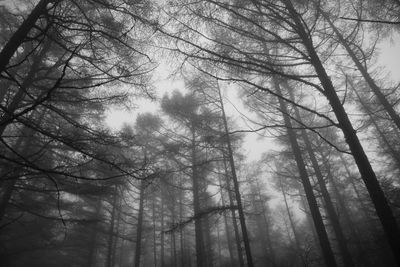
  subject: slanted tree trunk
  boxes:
[322,156,371,267]
[274,77,337,267]
[222,153,244,267]
[254,180,276,267]
[0,110,45,223]
[218,171,236,267]
[0,37,52,135]
[111,198,122,267]
[322,11,400,131]
[216,81,254,267]
[161,187,165,267]
[179,181,185,267]
[204,213,214,267]
[0,0,52,76]
[134,180,145,267]
[191,123,206,267]
[170,197,178,267]
[106,186,118,267]
[87,199,102,267]
[349,78,400,171]
[283,1,400,263]
[278,174,305,265]
[338,154,379,234]
[152,192,158,267]
[119,218,126,267]
[286,87,355,267]
[250,183,276,267]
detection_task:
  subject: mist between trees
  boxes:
[1,0,400,266]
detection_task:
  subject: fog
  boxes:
[1,1,400,267]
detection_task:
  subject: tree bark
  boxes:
[323,157,371,267]
[323,11,400,132]
[0,37,52,135]
[152,192,158,267]
[286,87,354,267]
[278,173,306,265]
[255,179,276,267]
[191,124,206,267]
[218,170,236,267]
[134,181,145,267]
[349,78,400,172]
[217,81,254,267]
[0,0,52,75]
[222,145,245,267]
[106,186,118,267]
[283,1,400,264]
[87,199,102,267]
[274,77,337,267]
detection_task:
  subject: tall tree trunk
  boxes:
[218,171,236,267]
[191,124,206,267]
[179,180,185,267]
[278,174,305,265]
[161,188,165,267]
[119,218,126,267]
[171,199,178,267]
[87,199,102,267]
[216,81,254,267]
[106,186,118,267]
[217,223,222,267]
[300,195,321,258]
[322,156,371,267]
[134,180,145,267]
[0,110,45,223]
[349,78,400,171]
[111,198,122,267]
[152,192,158,267]
[0,0,52,76]
[204,213,214,267]
[222,153,245,267]
[255,180,276,267]
[0,37,52,135]
[338,155,379,234]
[322,11,400,131]
[283,1,400,263]
[286,87,355,267]
[274,77,337,267]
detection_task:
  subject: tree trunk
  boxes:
[274,77,337,267]
[179,181,185,267]
[106,186,118,267]
[0,37,52,135]
[322,157,371,267]
[283,1,400,264]
[278,174,305,265]
[134,181,145,267]
[222,153,244,267]
[161,188,165,267]
[0,0,51,75]
[152,192,158,267]
[0,111,45,223]
[286,87,354,267]
[255,180,276,267]
[349,78,400,172]
[87,199,102,267]
[191,124,206,267]
[216,81,254,267]
[112,198,122,267]
[323,11,400,131]
[218,171,236,267]
[204,213,214,267]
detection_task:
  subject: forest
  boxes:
[1,0,400,266]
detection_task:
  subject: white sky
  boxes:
[106,32,400,164]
